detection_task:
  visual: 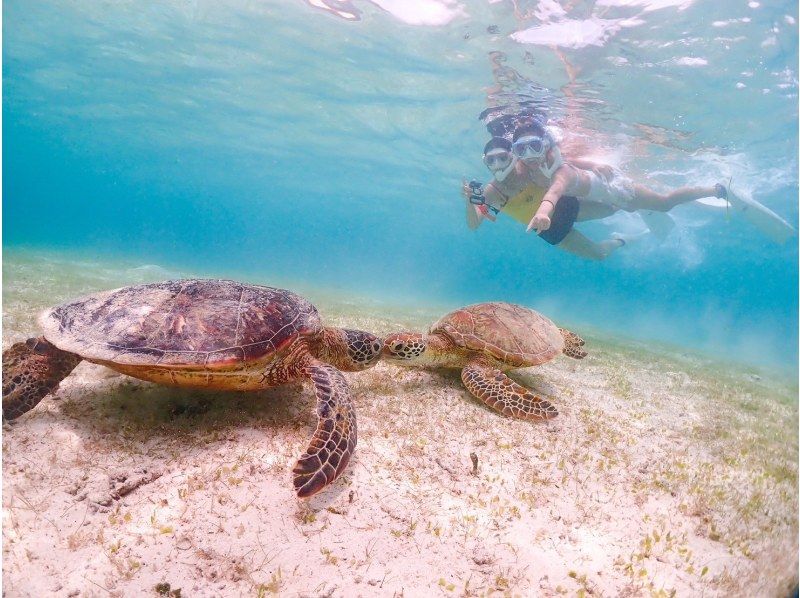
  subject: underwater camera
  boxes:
[468,180,485,205]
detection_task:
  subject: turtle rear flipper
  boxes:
[559,328,587,359]
[461,358,557,421]
[292,361,357,498]
[3,337,82,420]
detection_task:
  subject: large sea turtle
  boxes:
[381,302,586,420]
[2,279,383,498]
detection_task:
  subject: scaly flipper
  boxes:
[3,337,82,420]
[461,357,557,421]
[292,361,357,498]
[559,328,587,359]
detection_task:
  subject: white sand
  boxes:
[3,328,797,597]
[2,255,797,596]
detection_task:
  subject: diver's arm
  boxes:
[465,199,483,229]
[526,167,571,233]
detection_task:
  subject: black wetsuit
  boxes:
[538,195,579,245]
[487,183,579,246]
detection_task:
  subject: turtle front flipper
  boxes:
[559,328,587,359]
[3,337,82,421]
[292,361,357,498]
[461,357,557,421]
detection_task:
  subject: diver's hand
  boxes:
[462,181,471,201]
[527,213,550,233]
[477,204,496,222]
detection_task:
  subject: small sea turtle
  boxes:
[2,279,383,497]
[382,302,586,420]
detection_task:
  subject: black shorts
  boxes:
[538,195,579,245]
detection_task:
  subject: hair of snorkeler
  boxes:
[483,136,512,155]
[512,121,549,142]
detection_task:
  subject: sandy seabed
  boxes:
[2,257,798,597]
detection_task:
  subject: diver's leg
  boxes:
[630,184,720,212]
[556,230,624,261]
[575,200,617,222]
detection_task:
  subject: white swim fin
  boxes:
[694,197,731,209]
[638,210,676,241]
[611,230,650,246]
[724,183,796,245]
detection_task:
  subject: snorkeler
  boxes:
[511,121,795,243]
[463,137,632,261]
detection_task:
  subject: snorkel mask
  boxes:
[511,124,564,178]
[483,148,515,182]
[482,137,516,182]
[512,135,548,162]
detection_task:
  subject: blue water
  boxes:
[3,0,798,373]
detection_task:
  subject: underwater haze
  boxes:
[3,0,798,375]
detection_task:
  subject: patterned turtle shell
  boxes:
[38,279,322,368]
[430,302,564,368]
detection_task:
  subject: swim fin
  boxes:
[724,184,796,244]
[611,230,650,245]
[639,210,676,241]
[694,197,731,209]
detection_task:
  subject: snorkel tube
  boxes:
[538,143,564,178]
[492,155,516,182]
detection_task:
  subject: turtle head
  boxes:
[382,332,428,364]
[315,327,383,372]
